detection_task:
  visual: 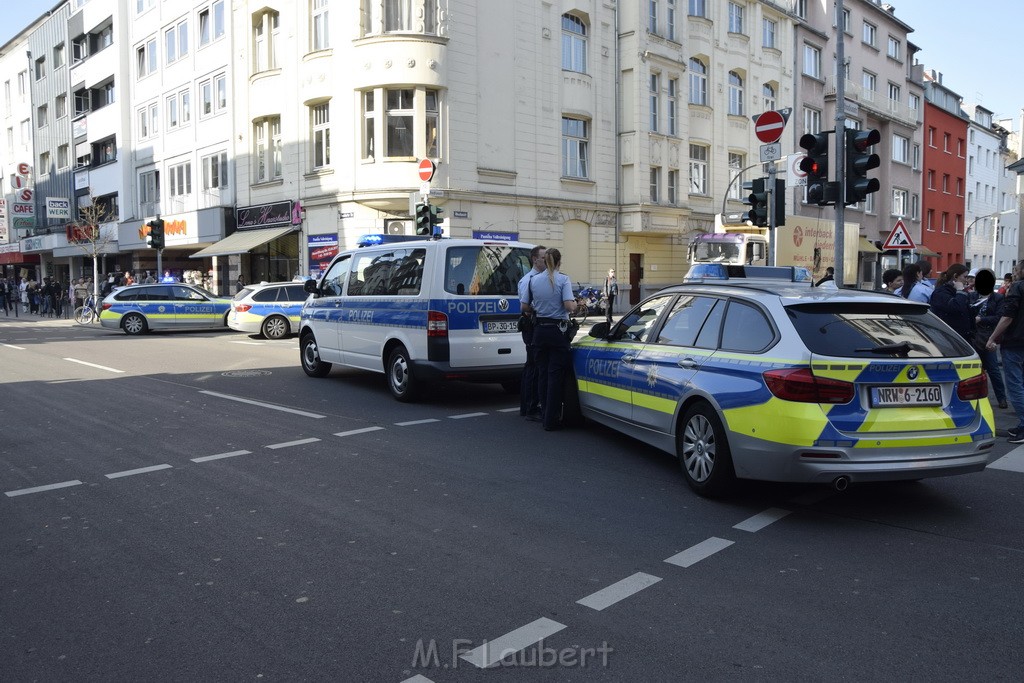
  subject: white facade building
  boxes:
[963,104,1014,275]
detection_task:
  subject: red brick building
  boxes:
[920,73,968,272]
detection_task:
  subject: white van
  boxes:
[299,236,534,401]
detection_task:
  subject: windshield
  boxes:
[787,303,974,358]
[444,245,532,296]
[691,241,741,262]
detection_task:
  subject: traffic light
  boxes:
[146,217,165,249]
[799,131,836,206]
[773,178,786,227]
[415,202,431,236]
[743,177,769,227]
[845,128,881,205]
[428,204,443,236]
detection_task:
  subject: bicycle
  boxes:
[74,294,100,325]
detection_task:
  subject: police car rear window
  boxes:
[444,246,531,296]
[786,303,973,358]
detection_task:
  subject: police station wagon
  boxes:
[99,283,232,335]
[229,281,309,339]
[565,280,996,496]
[299,237,533,401]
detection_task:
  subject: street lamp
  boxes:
[963,209,1016,271]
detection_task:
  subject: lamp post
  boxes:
[963,209,1015,271]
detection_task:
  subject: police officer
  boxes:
[523,248,576,431]
[517,245,546,420]
[604,268,618,324]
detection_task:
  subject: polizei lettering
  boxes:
[347,309,374,322]
[586,358,620,379]
[448,301,497,314]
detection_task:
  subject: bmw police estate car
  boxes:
[99,283,232,335]
[565,272,996,496]
[229,281,308,339]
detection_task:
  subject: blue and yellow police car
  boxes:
[566,275,996,496]
[99,283,232,335]
[228,281,309,339]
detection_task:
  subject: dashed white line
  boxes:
[576,572,662,611]
[988,448,1024,473]
[5,480,83,497]
[229,341,264,346]
[664,537,734,568]
[498,407,520,413]
[400,676,436,683]
[733,508,792,533]
[199,390,326,419]
[266,437,321,450]
[395,419,440,427]
[449,412,487,420]
[191,450,252,463]
[459,617,567,669]
[105,464,173,479]
[1,343,25,350]
[64,357,125,373]
[334,426,385,437]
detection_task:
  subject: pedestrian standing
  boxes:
[972,269,1007,409]
[881,268,904,294]
[907,260,934,303]
[929,263,972,341]
[0,277,8,316]
[603,268,618,324]
[814,266,835,287]
[986,261,1024,442]
[524,248,577,431]
[999,273,1012,295]
[517,245,547,421]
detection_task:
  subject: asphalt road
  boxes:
[2,316,1022,682]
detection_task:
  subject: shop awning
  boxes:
[858,237,881,253]
[190,226,295,258]
[915,245,940,257]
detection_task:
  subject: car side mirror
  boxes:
[303,279,319,296]
[588,321,610,338]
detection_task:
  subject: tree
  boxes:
[68,200,117,301]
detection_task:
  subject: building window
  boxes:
[165,20,189,64]
[37,104,48,129]
[728,152,745,200]
[253,116,282,182]
[311,102,331,169]
[762,19,776,49]
[888,83,900,103]
[837,7,850,33]
[728,71,744,116]
[667,0,676,40]
[911,194,919,221]
[892,188,908,217]
[728,2,743,33]
[650,73,660,131]
[912,143,920,170]
[689,0,706,18]
[199,1,226,46]
[169,161,192,197]
[865,193,875,215]
[650,166,660,202]
[689,58,707,105]
[57,144,69,169]
[74,88,90,116]
[99,81,116,108]
[909,93,920,112]
[362,91,375,159]
[667,78,678,135]
[166,94,179,128]
[689,143,708,195]
[361,86,438,161]
[312,0,330,50]
[17,70,26,97]
[942,174,950,193]
[140,170,160,212]
[54,94,67,120]
[382,0,437,33]
[803,44,821,78]
[137,38,157,78]
[763,83,776,111]
[54,43,65,68]
[561,14,587,73]
[887,36,901,60]
[943,133,950,152]
[92,137,116,165]
[202,151,229,190]
[562,117,589,179]
[892,134,909,164]
[667,169,678,204]
[137,103,158,139]
[181,89,191,125]
[253,10,281,72]
[39,151,50,173]
[649,0,659,33]
[34,57,45,81]
[199,74,227,117]
[386,88,415,157]
[956,177,963,196]
[425,89,439,158]
[862,70,876,92]
[804,106,821,134]
[863,21,876,47]
[927,170,935,190]
[137,0,155,13]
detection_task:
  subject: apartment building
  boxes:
[962,104,1015,275]
[919,70,967,271]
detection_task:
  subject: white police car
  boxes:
[99,283,232,335]
[228,281,308,339]
[566,273,996,496]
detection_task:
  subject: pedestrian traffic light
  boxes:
[415,202,431,236]
[799,131,836,206]
[146,217,165,249]
[743,177,769,227]
[845,128,881,205]
[428,203,443,237]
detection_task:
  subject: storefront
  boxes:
[0,243,40,280]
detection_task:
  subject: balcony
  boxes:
[824,76,920,127]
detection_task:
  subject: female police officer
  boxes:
[523,248,577,431]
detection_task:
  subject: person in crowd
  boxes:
[236,274,246,293]
[908,260,934,303]
[523,248,576,431]
[999,273,1012,295]
[929,263,972,341]
[6,277,17,317]
[986,262,1024,442]
[517,245,547,422]
[881,268,904,294]
[123,271,135,286]
[603,268,618,324]
[73,278,88,310]
[898,263,922,299]
[814,266,835,287]
[0,277,8,316]
[143,270,155,284]
[972,269,1007,409]
[52,280,64,318]
[27,278,39,314]
[964,268,978,300]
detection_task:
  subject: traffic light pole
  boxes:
[767,161,778,266]
[834,0,847,287]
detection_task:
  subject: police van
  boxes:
[299,235,534,401]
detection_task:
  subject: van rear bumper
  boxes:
[411,360,523,384]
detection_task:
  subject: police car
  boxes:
[228,281,309,339]
[99,283,232,335]
[565,273,996,496]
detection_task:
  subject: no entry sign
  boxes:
[754,110,786,144]
[418,158,436,182]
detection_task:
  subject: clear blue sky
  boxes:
[2,0,1020,126]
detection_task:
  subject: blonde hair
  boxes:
[544,248,562,288]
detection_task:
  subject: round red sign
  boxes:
[754,110,785,144]
[418,158,436,182]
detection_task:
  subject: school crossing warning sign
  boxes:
[883,219,916,250]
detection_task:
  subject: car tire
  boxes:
[121,313,148,336]
[300,333,331,378]
[262,315,289,340]
[677,402,735,497]
[386,345,419,402]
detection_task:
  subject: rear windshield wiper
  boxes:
[855,341,912,357]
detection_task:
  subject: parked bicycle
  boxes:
[572,283,606,322]
[74,294,100,325]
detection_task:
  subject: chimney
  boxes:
[882,4,896,13]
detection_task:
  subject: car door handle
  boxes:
[621,355,636,364]
[677,358,699,369]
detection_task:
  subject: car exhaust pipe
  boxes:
[832,475,851,492]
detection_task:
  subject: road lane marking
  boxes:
[458,617,567,669]
[734,508,792,533]
[576,572,662,611]
[988,447,1024,473]
[199,390,326,419]
[64,357,125,373]
[395,419,440,427]
[664,537,734,568]
[192,450,252,463]
[6,480,83,497]
[334,427,385,437]
[449,412,487,420]
[498,407,520,413]
[105,464,173,479]
[229,341,264,346]
[1,343,25,350]
[266,438,321,450]
[400,676,436,683]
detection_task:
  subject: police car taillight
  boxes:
[763,367,854,404]
[427,310,448,337]
[234,304,252,312]
[102,303,113,310]
[956,373,989,401]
